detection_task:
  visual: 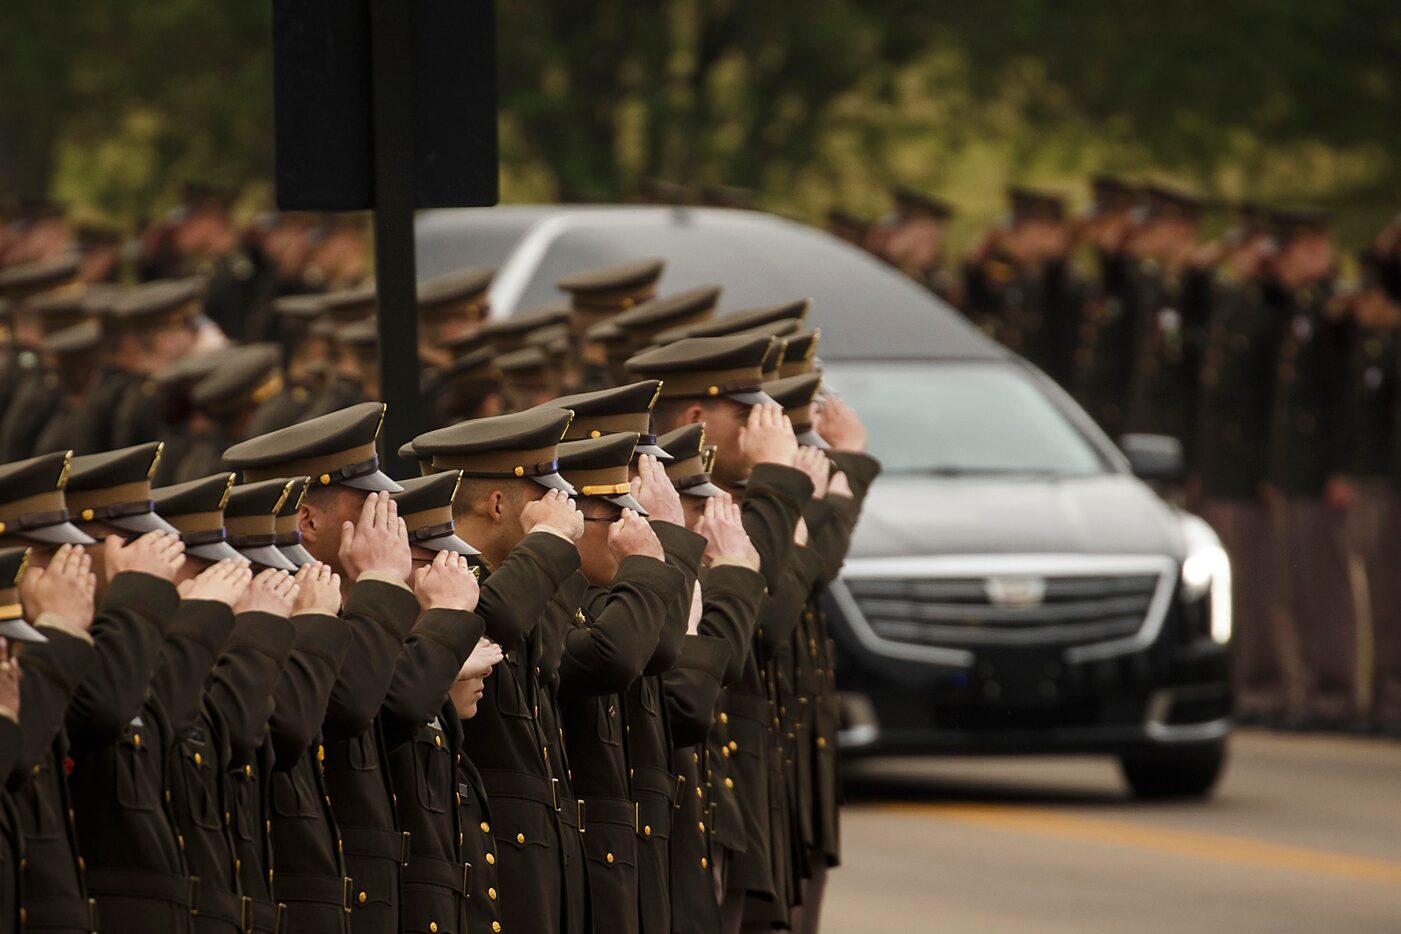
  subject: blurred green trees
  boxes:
[2,0,1397,246]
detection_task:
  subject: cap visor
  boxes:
[796,428,830,449]
[532,472,578,495]
[107,511,180,536]
[417,532,481,556]
[604,492,649,516]
[0,619,48,644]
[680,480,725,499]
[23,522,97,546]
[341,470,404,493]
[727,390,777,407]
[634,443,674,461]
[188,541,249,563]
[280,543,318,567]
[240,544,299,571]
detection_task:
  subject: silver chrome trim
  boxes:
[834,554,1179,665]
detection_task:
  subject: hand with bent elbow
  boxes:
[521,489,585,543]
[634,454,685,526]
[179,560,254,607]
[22,544,97,631]
[818,394,868,453]
[234,568,299,618]
[739,404,799,472]
[293,562,343,616]
[697,493,760,572]
[413,550,481,612]
[105,531,186,583]
[339,492,414,583]
[607,509,665,563]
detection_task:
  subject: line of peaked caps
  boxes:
[0,254,825,431]
[0,256,830,639]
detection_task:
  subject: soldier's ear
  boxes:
[683,404,705,426]
[487,489,506,524]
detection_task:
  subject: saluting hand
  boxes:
[339,492,414,583]
[739,404,799,471]
[818,394,868,453]
[413,550,480,613]
[106,530,186,583]
[633,454,684,526]
[827,470,853,499]
[22,543,97,630]
[234,568,299,618]
[0,638,20,721]
[697,492,760,572]
[794,446,832,499]
[178,560,253,607]
[458,637,505,681]
[521,489,585,543]
[607,508,665,563]
[292,562,342,616]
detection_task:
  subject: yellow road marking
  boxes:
[884,802,1401,887]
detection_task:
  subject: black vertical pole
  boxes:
[369,0,421,478]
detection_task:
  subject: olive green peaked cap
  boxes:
[657,424,723,498]
[152,472,243,563]
[222,402,401,493]
[539,380,670,459]
[624,334,777,406]
[67,442,179,536]
[556,433,646,514]
[0,546,46,644]
[225,478,300,570]
[391,471,479,555]
[0,451,95,545]
[411,408,576,493]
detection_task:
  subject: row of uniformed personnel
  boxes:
[0,253,878,934]
[842,180,1401,732]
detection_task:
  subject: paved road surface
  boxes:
[822,729,1401,933]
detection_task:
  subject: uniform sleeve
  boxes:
[269,613,353,769]
[825,451,882,504]
[204,611,297,766]
[644,521,706,676]
[558,557,682,698]
[66,571,180,745]
[322,576,420,741]
[8,624,94,778]
[475,531,582,651]
[149,599,237,733]
[695,565,766,687]
[660,635,731,748]
[756,545,825,658]
[740,463,813,594]
[380,608,486,751]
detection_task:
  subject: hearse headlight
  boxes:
[1179,514,1232,644]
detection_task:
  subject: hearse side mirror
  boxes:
[1119,433,1184,482]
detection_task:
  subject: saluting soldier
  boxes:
[1071,176,1143,437]
[545,430,681,934]
[409,408,589,934]
[1261,208,1357,727]
[224,403,437,934]
[105,279,208,451]
[0,546,47,934]
[626,335,815,933]
[173,345,287,484]
[32,319,104,456]
[383,470,498,934]
[610,286,724,355]
[0,255,83,461]
[1122,185,1212,472]
[1194,207,1285,721]
[416,266,494,367]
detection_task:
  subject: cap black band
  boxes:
[317,455,382,486]
[638,433,659,446]
[79,500,156,523]
[182,528,229,548]
[458,458,560,480]
[11,509,71,531]
[407,521,456,544]
[229,532,278,548]
[672,472,713,491]
[274,530,303,547]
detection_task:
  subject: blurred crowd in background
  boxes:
[4,174,1401,740]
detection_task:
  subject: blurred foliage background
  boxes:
[2,0,1399,249]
